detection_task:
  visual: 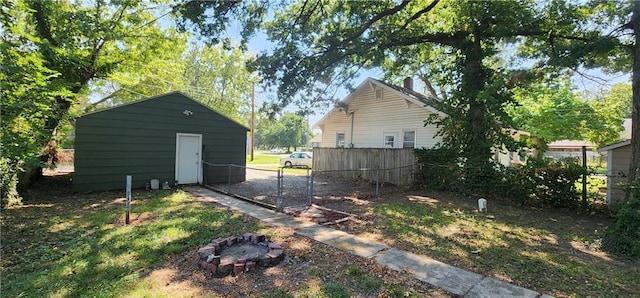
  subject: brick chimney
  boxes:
[403,77,413,90]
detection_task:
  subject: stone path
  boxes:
[184,186,553,298]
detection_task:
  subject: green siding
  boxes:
[73,92,247,192]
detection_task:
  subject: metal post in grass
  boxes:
[125,175,132,225]
[306,168,312,206]
[276,168,283,211]
[227,164,232,194]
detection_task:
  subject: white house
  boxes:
[314,77,444,149]
[313,77,522,166]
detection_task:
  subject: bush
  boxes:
[414,147,504,194]
[415,150,589,209]
[501,157,584,208]
[414,148,462,191]
[1,158,22,207]
[602,179,640,260]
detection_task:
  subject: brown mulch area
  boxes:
[157,227,453,297]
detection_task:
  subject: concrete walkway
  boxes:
[184,186,552,298]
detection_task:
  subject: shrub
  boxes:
[1,157,22,207]
[415,149,588,209]
[414,148,462,191]
[501,157,584,208]
[602,178,640,260]
[414,147,504,194]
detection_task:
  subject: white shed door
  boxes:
[175,133,202,184]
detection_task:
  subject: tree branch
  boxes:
[399,0,440,31]
[339,0,411,47]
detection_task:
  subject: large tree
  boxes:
[259,112,310,152]
[91,43,258,123]
[176,0,621,187]
[1,0,179,190]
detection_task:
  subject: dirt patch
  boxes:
[156,227,453,297]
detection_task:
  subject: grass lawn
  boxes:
[246,151,310,175]
[246,150,286,165]
[5,171,638,297]
[339,192,640,297]
[1,190,258,297]
[1,174,450,297]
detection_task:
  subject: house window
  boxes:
[384,134,396,148]
[403,131,416,148]
[336,133,345,147]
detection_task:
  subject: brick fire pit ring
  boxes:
[197,233,284,277]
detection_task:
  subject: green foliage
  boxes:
[507,79,606,150]
[600,83,633,119]
[585,83,631,148]
[96,43,258,124]
[2,0,184,192]
[413,148,462,191]
[259,112,311,151]
[175,0,629,186]
[415,148,588,208]
[502,157,585,208]
[414,147,505,193]
[602,180,640,260]
[0,158,22,207]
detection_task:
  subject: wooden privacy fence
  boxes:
[312,148,417,185]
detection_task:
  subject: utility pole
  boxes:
[251,84,255,161]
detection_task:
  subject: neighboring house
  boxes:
[312,77,522,166]
[545,140,598,161]
[546,118,632,161]
[597,140,632,205]
[74,92,248,192]
[309,133,322,148]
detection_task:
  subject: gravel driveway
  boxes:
[209,166,402,211]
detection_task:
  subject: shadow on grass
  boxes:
[1,186,260,298]
[372,194,639,297]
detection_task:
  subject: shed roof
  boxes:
[79,91,249,130]
[597,140,631,153]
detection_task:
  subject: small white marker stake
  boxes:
[125,175,132,224]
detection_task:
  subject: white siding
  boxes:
[320,85,442,148]
[608,145,631,205]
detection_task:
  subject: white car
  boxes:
[279,152,313,168]
[269,148,283,153]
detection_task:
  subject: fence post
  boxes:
[276,168,283,211]
[375,168,380,197]
[308,170,314,206]
[227,164,232,194]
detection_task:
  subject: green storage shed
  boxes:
[73,92,248,192]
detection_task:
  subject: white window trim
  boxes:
[402,130,416,148]
[383,132,397,148]
[336,132,346,148]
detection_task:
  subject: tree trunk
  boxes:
[628,1,640,195]
[531,136,544,158]
[461,39,493,187]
